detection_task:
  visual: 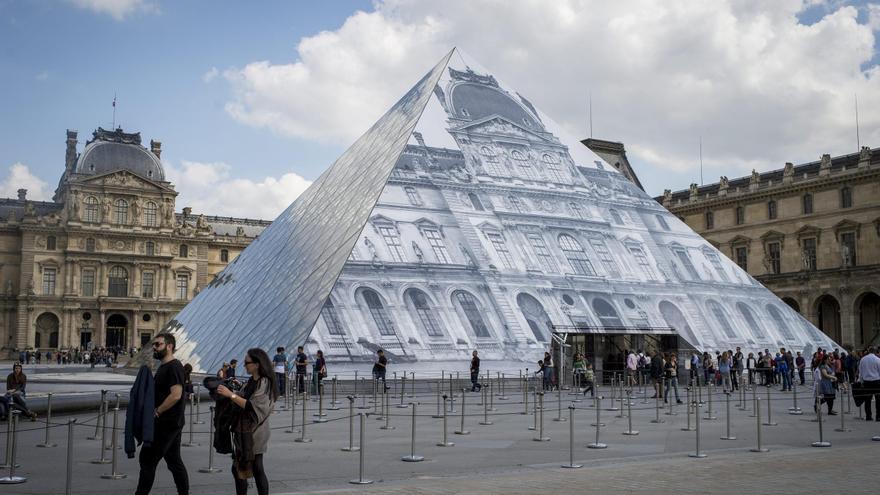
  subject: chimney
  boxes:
[150,139,162,159]
[65,130,78,171]
[17,189,27,201]
[182,206,192,218]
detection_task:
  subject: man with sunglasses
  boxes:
[135,333,189,495]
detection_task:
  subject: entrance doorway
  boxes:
[815,295,841,343]
[857,292,880,346]
[106,314,128,349]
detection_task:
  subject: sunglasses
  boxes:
[151,342,165,348]
[244,360,255,365]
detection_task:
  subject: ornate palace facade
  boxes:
[658,148,880,349]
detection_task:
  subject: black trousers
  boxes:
[296,372,306,394]
[470,371,481,391]
[233,453,268,495]
[136,424,189,495]
[863,380,880,419]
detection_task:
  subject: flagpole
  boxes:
[112,93,117,129]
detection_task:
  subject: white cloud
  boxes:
[67,0,158,21]
[35,71,49,81]
[202,67,219,83]
[0,163,52,201]
[868,3,880,30]
[164,160,312,220]
[221,0,880,192]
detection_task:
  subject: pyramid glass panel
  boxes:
[149,48,836,372]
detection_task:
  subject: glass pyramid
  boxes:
[151,48,836,372]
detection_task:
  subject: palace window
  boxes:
[486,232,515,269]
[362,289,397,336]
[86,238,96,252]
[609,209,623,225]
[145,241,155,256]
[558,234,595,276]
[589,238,619,277]
[802,193,813,214]
[321,299,346,336]
[626,243,655,279]
[179,244,188,258]
[767,200,777,220]
[527,233,557,273]
[84,196,99,223]
[542,154,566,183]
[144,201,158,227]
[735,247,748,271]
[46,236,56,251]
[108,266,128,297]
[468,193,485,211]
[704,250,730,282]
[656,215,670,231]
[840,232,857,266]
[378,225,406,262]
[220,249,229,263]
[705,211,714,230]
[114,199,128,225]
[569,202,586,220]
[735,206,745,225]
[511,150,538,180]
[454,291,491,338]
[767,242,781,274]
[840,186,852,208]
[479,146,504,176]
[422,228,451,264]
[508,195,526,213]
[802,238,817,271]
[42,268,56,295]
[707,300,738,339]
[81,268,95,297]
[141,271,154,298]
[176,274,189,300]
[407,289,445,338]
[404,186,423,206]
[672,246,700,280]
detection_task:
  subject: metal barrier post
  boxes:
[622,390,639,436]
[522,379,529,415]
[314,385,328,423]
[438,396,454,447]
[651,394,664,423]
[100,406,127,479]
[488,380,496,411]
[183,394,199,447]
[87,391,107,440]
[91,401,111,464]
[380,391,394,430]
[432,383,443,419]
[0,412,25,484]
[409,372,416,398]
[349,413,373,484]
[455,389,470,435]
[64,419,75,494]
[296,393,312,443]
[682,387,695,431]
[835,389,850,432]
[812,397,831,447]
[199,407,222,473]
[529,389,538,431]
[499,372,508,400]
[0,415,17,469]
[750,397,768,452]
[705,385,717,420]
[341,396,359,452]
[561,405,582,468]
[688,402,707,458]
[36,392,57,448]
[763,386,777,426]
[554,387,566,422]
[401,404,424,462]
[285,390,298,434]
[533,392,549,441]
[479,386,493,426]
[194,384,204,424]
[398,375,407,408]
[587,396,606,449]
[358,379,369,410]
[749,384,758,417]
[721,392,736,440]
[329,377,340,411]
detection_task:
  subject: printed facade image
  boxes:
[149,49,836,372]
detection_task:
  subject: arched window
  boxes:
[765,304,795,341]
[108,266,128,297]
[558,234,595,276]
[144,201,158,227]
[542,153,566,183]
[453,291,491,338]
[321,299,346,336]
[517,293,552,342]
[114,199,128,225]
[802,193,813,214]
[145,241,155,256]
[511,150,538,180]
[840,186,852,208]
[592,298,624,329]
[479,146,503,176]
[84,196,99,223]
[406,289,445,338]
[179,244,188,258]
[609,209,623,225]
[85,238,96,253]
[569,202,586,220]
[362,289,397,336]
[468,193,484,211]
[706,300,738,339]
[659,301,700,347]
[220,249,229,262]
[736,302,766,342]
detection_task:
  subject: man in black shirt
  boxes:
[135,333,189,495]
[295,346,308,394]
[470,350,482,392]
[228,359,238,379]
[373,349,388,390]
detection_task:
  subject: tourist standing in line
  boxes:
[373,349,388,391]
[543,351,555,390]
[718,352,732,392]
[135,333,189,495]
[650,351,664,399]
[216,348,277,495]
[732,347,743,390]
[294,346,308,394]
[817,354,838,415]
[777,353,791,391]
[857,346,880,421]
[470,350,482,392]
[582,362,595,397]
[228,359,238,379]
[689,352,701,386]
[626,350,638,387]
[796,351,806,385]
[663,353,682,404]
[572,353,586,390]
[272,347,288,397]
[314,350,327,394]
[217,362,230,379]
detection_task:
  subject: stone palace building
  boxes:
[658,148,880,350]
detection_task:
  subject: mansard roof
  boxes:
[75,127,166,182]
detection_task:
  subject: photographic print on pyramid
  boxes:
[154,48,836,373]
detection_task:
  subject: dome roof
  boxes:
[76,128,165,181]
[449,82,542,131]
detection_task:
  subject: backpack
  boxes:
[638,355,647,368]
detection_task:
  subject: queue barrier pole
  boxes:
[533,392,549,442]
[380,391,395,430]
[437,396,454,447]
[199,406,223,473]
[763,386,777,426]
[455,389,470,435]
[64,419,75,494]
[622,389,639,436]
[295,393,312,443]
[91,401,111,464]
[182,394,199,447]
[100,406,127,480]
[720,392,736,440]
[87,390,107,441]
[750,397,769,453]
[682,387,695,431]
[587,396,606,449]
[341,396,359,452]
[688,402,707,458]
[811,397,831,448]
[36,392,57,448]
[401,404,425,462]
[0,412,25,484]
[561,405,583,469]
[349,413,373,484]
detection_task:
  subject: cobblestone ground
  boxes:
[0,382,877,494]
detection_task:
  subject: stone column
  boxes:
[98,262,107,297]
[132,310,139,349]
[132,263,141,299]
[98,309,106,348]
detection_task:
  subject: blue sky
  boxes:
[1,1,878,218]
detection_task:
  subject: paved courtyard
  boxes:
[0,379,878,494]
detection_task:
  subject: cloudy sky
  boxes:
[1,0,878,219]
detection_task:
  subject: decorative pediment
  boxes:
[833,219,860,238]
[456,116,547,142]
[76,169,172,193]
[729,235,751,246]
[369,214,398,234]
[795,225,822,244]
[759,230,785,242]
[413,217,444,237]
[475,220,503,234]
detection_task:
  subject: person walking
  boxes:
[216,348,278,495]
[572,353,586,390]
[294,346,308,394]
[372,349,388,391]
[272,347,288,398]
[777,353,791,391]
[313,350,327,394]
[857,346,880,421]
[470,350,482,392]
[135,333,189,495]
[718,352,732,392]
[663,353,682,404]
[582,362,595,398]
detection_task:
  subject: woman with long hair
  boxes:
[817,354,838,415]
[216,348,278,495]
[718,352,732,392]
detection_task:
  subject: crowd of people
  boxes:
[13,346,138,367]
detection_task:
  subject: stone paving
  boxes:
[0,381,877,494]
